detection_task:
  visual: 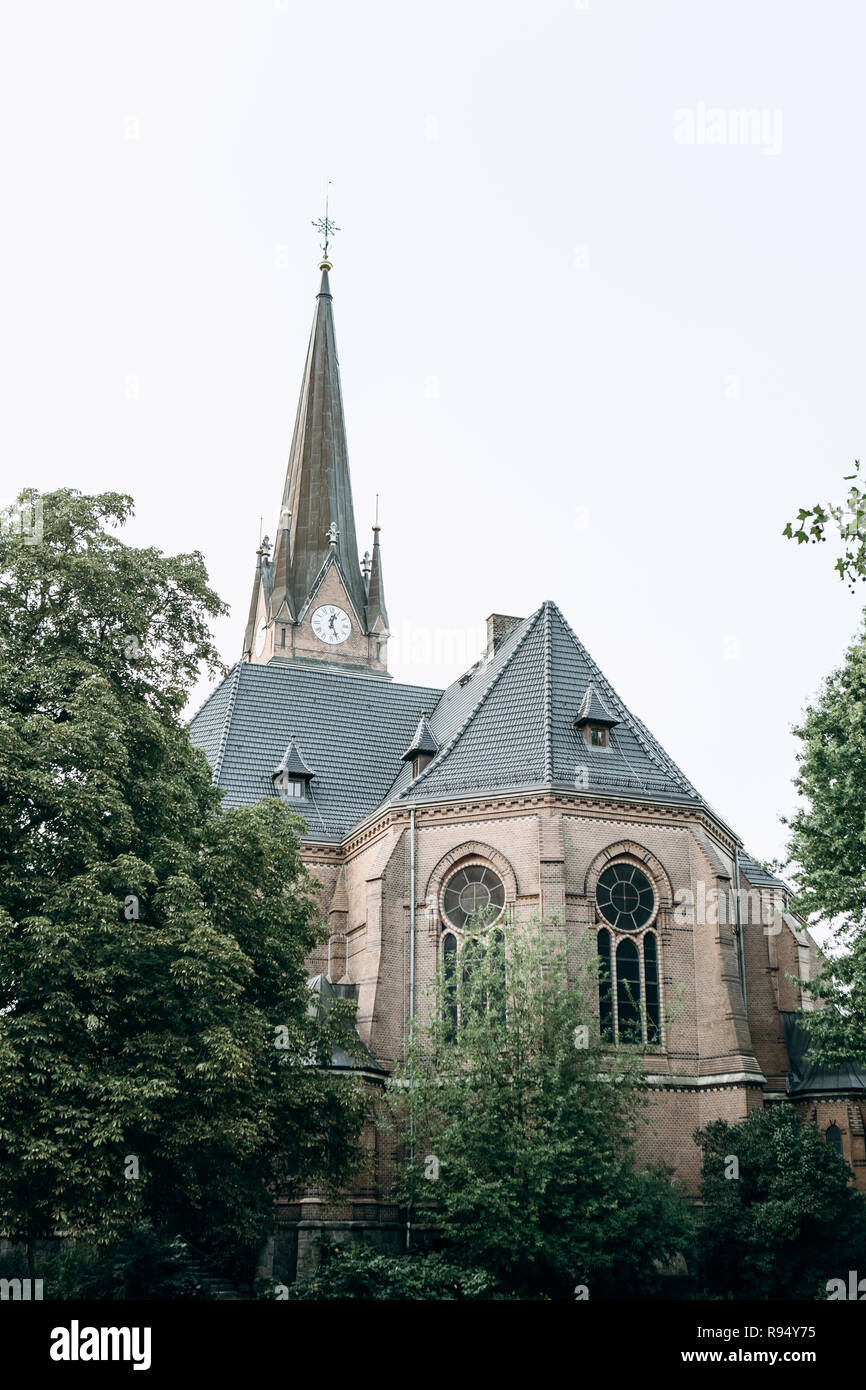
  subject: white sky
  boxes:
[3,0,865,869]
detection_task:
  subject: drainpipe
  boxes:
[409,808,416,1026]
[733,846,747,1014]
[406,807,416,1252]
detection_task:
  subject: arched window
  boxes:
[616,938,642,1045]
[597,864,655,931]
[643,932,661,1044]
[442,932,458,1041]
[440,920,507,1035]
[460,933,484,1025]
[597,929,614,1043]
[826,1123,843,1158]
[594,859,664,1048]
[442,864,505,931]
[487,928,507,1025]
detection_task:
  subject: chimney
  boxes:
[486,613,523,657]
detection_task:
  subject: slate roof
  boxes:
[390,601,704,808]
[189,660,443,841]
[191,599,755,842]
[306,974,386,1074]
[781,1012,866,1095]
[738,851,788,891]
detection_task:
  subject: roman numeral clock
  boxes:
[311,604,351,645]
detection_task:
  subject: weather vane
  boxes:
[312,181,340,261]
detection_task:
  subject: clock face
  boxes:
[255,616,268,657]
[311,604,351,646]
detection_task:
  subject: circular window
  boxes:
[442,864,505,931]
[596,863,655,930]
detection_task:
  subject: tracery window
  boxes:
[440,924,507,1033]
[595,861,663,1047]
[596,863,655,931]
[439,862,508,1033]
[442,864,505,931]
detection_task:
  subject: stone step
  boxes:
[183,1259,248,1301]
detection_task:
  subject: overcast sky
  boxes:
[3,0,865,869]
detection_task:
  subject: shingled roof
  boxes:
[192,599,750,840]
[189,661,442,840]
[781,1012,866,1095]
[738,850,789,891]
[389,601,704,807]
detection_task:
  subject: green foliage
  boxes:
[12,1227,208,1301]
[782,463,866,1064]
[284,1243,511,1300]
[780,616,866,1062]
[0,488,371,1264]
[696,1107,866,1300]
[388,916,692,1299]
[783,458,866,589]
[786,622,866,931]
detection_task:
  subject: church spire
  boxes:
[365,522,389,635]
[242,537,267,660]
[269,503,293,622]
[242,224,390,675]
[270,260,367,623]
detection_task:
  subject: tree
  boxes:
[782,465,866,1063]
[781,623,866,1062]
[696,1107,866,1300]
[284,1245,508,1301]
[388,915,691,1300]
[0,488,370,1277]
[783,457,866,590]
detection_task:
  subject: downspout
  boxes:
[406,807,416,1252]
[733,846,747,1014]
[410,807,417,1027]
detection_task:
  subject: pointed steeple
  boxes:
[242,539,267,660]
[365,523,389,634]
[272,263,367,623]
[269,503,294,622]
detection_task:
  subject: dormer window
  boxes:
[402,712,439,780]
[574,684,619,749]
[272,736,316,802]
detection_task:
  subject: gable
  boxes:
[393,601,703,808]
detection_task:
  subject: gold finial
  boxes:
[313,180,339,267]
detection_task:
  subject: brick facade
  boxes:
[259,794,866,1282]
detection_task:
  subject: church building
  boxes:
[190,250,866,1278]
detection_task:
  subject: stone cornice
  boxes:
[300,788,740,865]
